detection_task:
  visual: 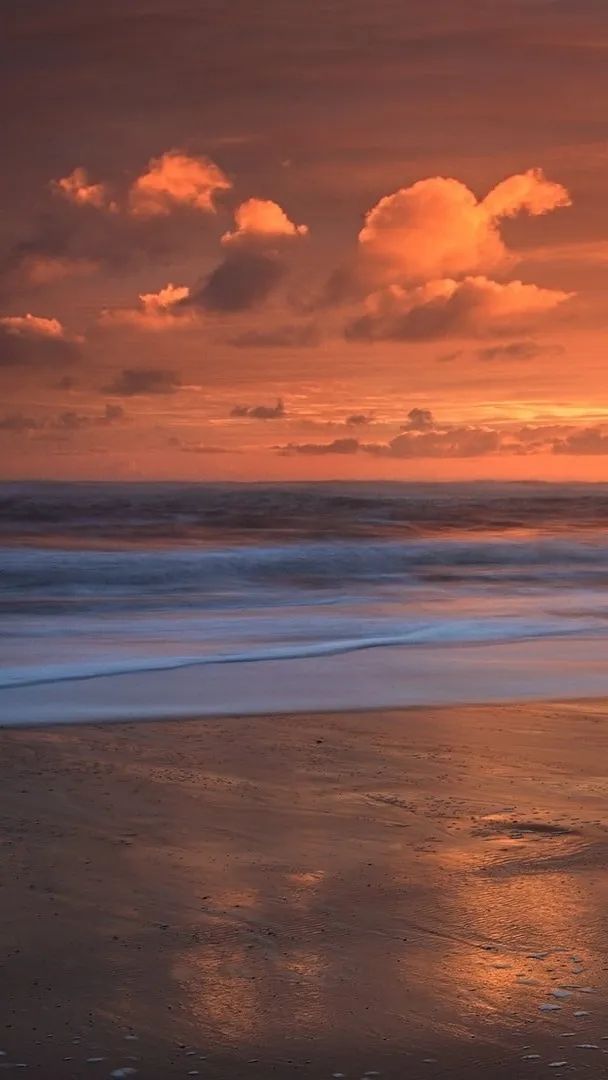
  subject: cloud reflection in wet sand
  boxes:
[2,703,608,1076]
[157,704,608,1065]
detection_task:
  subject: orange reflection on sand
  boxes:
[176,944,261,1041]
[175,873,331,1043]
[285,869,327,910]
[210,885,261,912]
[287,870,326,888]
[430,848,598,1019]
[278,948,329,1029]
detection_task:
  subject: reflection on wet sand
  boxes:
[159,704,608,1067]
[1,702,608,1077]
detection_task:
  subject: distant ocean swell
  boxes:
[3,536,608,606]
[3,480,608,543]
[2,482,608,721]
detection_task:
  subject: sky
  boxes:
[2,0,608,481]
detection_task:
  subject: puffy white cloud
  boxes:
[0,313,81,366]
[481,169,571,220]
[358,168,570,285]
[52,167,111,210]
[99,283,196,332]
[139,282,190,311]
[222,199,308,246]
[345,275,572,341]
[129,151,231,217]
[1,313,66,338]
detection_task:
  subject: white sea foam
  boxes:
[3,636,608,727]
[3,481,608,726]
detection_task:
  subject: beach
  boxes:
[2,700,608,1078]
[4,0,608,1071]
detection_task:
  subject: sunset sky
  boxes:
[3,0,608,481]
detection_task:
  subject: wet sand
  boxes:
[1,701,608,1078]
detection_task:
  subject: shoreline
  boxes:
[5,634,608,728]
[2,700,608,1077]
[0,691,607,732]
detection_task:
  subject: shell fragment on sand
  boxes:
[548,1063,568,1068]
[539,1003,562,1012]
[574,1011,590,1017]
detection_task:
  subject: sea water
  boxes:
[2,480,608,724]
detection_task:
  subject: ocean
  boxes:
[2,480,608,724]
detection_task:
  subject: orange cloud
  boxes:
[222,198,308,245]
[52,167,111,210]
[552,427,608,455]
[374,425,503,459]
[346,275,573,341]
[103,368,183,396]
[185,251,284,312]
[231,398,285,420]
[278,437,360,456]
[0,313,81,366]
[129,151,231,217]
[0,405,125,437]
[99,283,197,332]
[230,322,320,348]
[481,168,571,219]
[139,282,190,311]
[20,255,99,286]
[358,169,570,285]
[276,412,608,460]
[0,313,69,339]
